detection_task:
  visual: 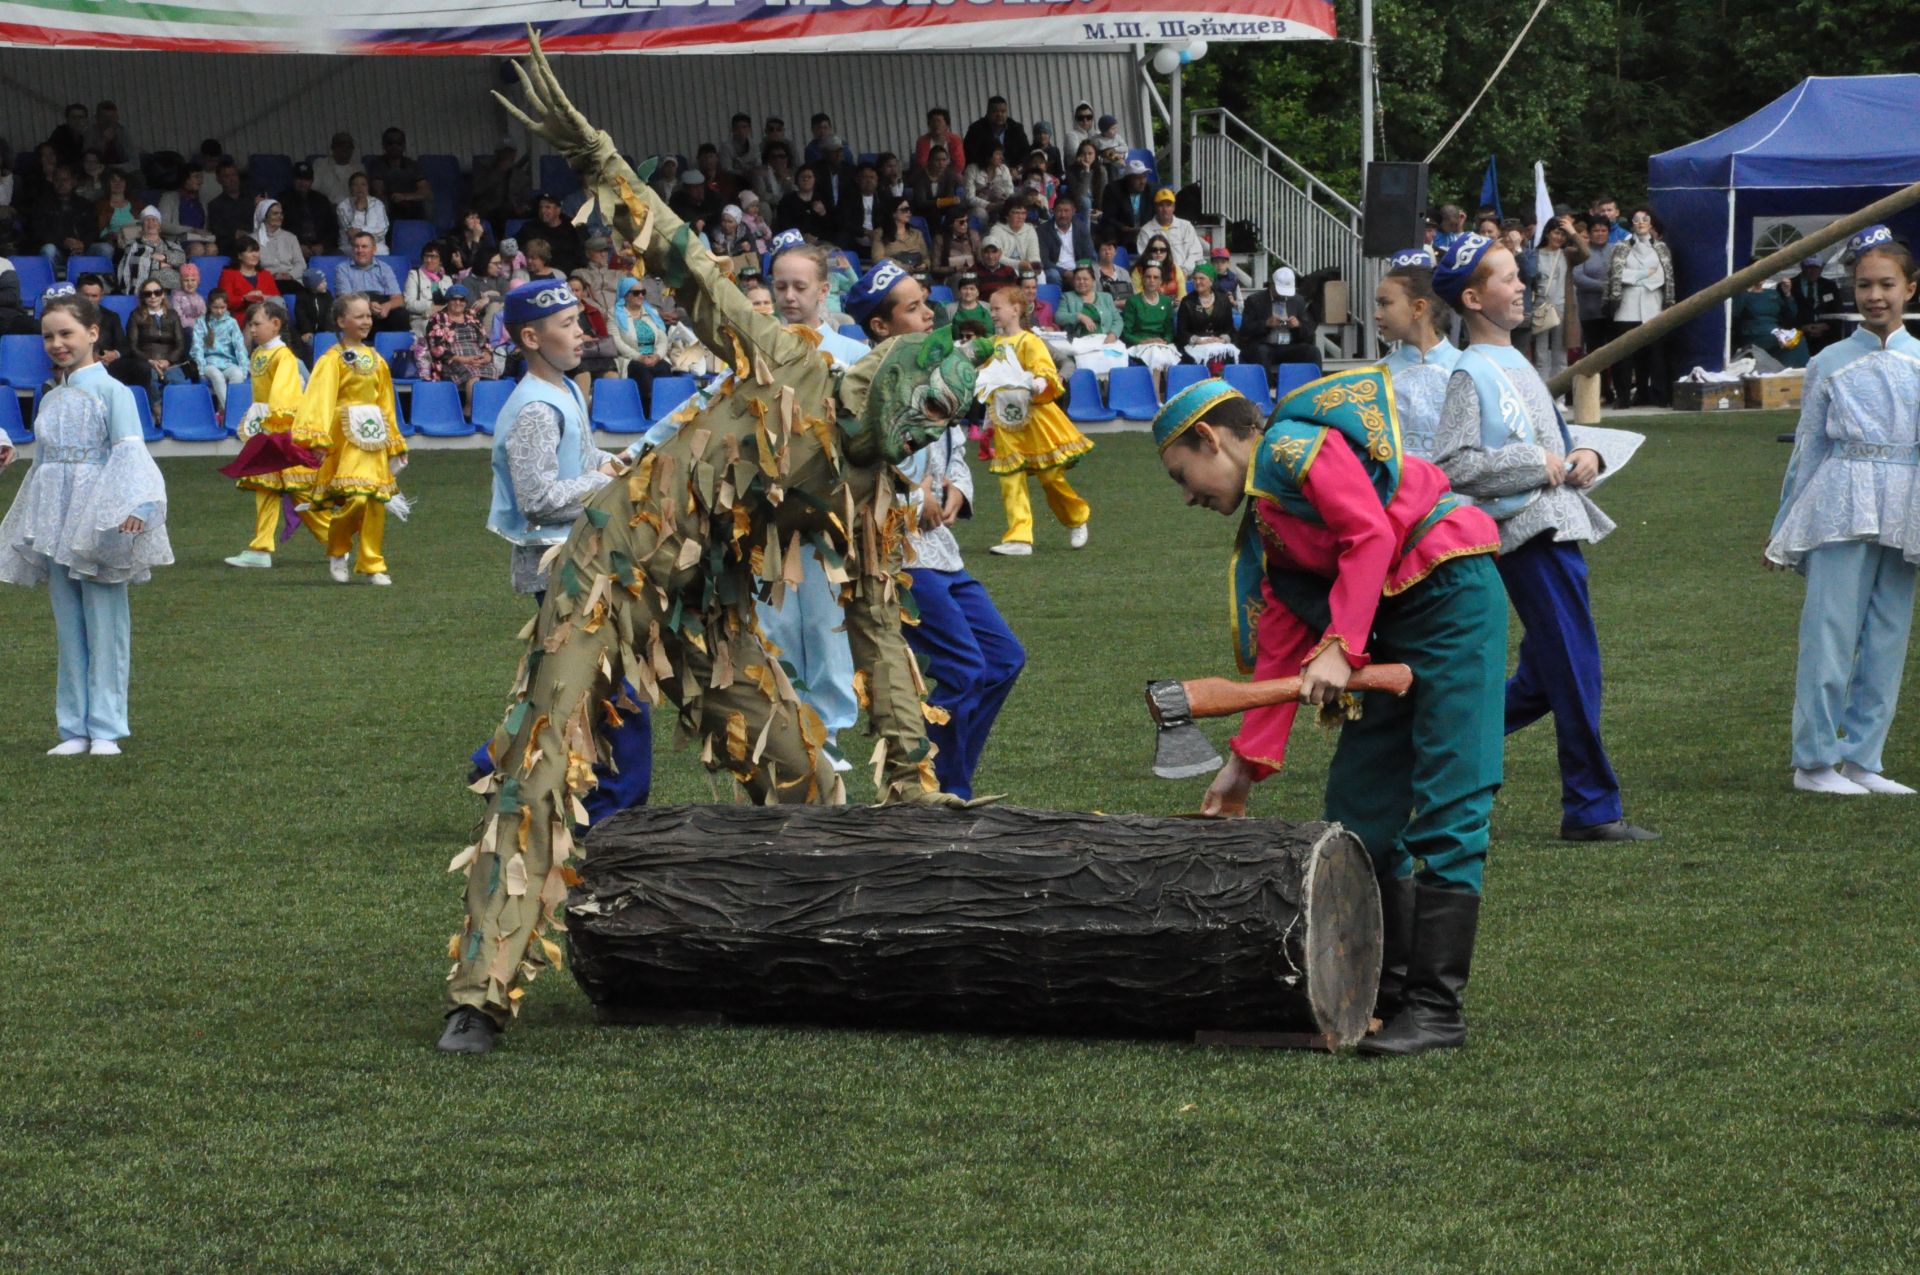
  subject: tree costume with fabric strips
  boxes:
[443,34,986,1038]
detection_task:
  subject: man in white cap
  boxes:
[1236,265,1321,385]
[1137,187,1206,277]
[1101,158,1152,239]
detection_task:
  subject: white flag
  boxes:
[1533,161,1553,246]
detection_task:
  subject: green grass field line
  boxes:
[1,412,1915,1271]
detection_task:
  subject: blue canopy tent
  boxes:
[1648,74,1920,372]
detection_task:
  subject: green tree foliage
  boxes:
[1179,0,1919,213]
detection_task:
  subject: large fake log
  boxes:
[566,804,1382,1047]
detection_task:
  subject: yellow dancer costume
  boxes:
[236,340,331,554]
[987,328,1093,546]
[296,343,407,576]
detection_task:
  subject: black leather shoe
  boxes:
[1372,874,1416,1027]
[436,1007,500,1054]
[1359,885,1480,1057]
[1560,819,1660,842]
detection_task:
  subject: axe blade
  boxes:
[1147,679,1224,779]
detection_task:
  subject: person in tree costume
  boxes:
[439,34,988,1055]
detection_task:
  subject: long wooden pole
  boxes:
[1548,178,1920,412]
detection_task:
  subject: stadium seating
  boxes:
[311,332,339,361]
[1273,362,1324,403]
[379,256,409,286]
[0,334,51,389]
[1103,366,1161,421]
[539,155,579,198]
[310,255,348,286]
[0,389,28,444]
[407,379,473,437]
[1164,364,1207,399]
[12,257,53,305]
[224,379,253,429]
[1062,368,1115,424]
[1223,362,1275,414]
[928,285,954,305]
[837,324,867,344]
[132,390,160,442]
[588,376,648,434]
[646,374,697,423]
[65,254,114,282]
[415,154,464,228]
[101,295,138,325]
[247,153,295,198]
[1035,283,1062,307]
[390,220,437,263]
[194,257,229,295]
[159,383,226,441]
[469,377,515,435]
[373,331,414,374]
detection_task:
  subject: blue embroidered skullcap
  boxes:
[502,280,578,327]
[769,228,807,260]
[44,282,76,299]
[844,259,910,328]
[1153,378,1247,453]
[1847,224,1895,260]
[1387,247,1435,270]
[1432,233,1496,306]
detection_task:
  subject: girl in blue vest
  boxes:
[476,279,651,819]
[1374,247,1460,460]
[1766,226,1920,796]
[1429,234,1657,843]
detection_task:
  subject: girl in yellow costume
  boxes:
[223,300,331,569]
[296,293,407,586]
[984,285,1093,556]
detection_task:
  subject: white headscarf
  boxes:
[253,199,281,235]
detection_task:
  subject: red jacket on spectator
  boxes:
[219,267,282,313]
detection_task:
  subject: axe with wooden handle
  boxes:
[1145,665,1417,779]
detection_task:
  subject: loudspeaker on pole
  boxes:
[1362,162,1430,258]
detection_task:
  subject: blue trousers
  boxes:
[755,550,859,738]
[904,567,1024,799]
[1792,540,1916,772]
[1498,535,1624,828]
[48,571,130,742]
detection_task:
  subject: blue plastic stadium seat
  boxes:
[1113,245,1131,268]
[0,333,51,389]
[1104,365,1161,421]
[645,374,697,423]
[589,376,648,434]
[408,379,473,437]
[928,284,954,305]
[390,220,437,264]
[1035,283,1062,307]
[247,153,295,198]
[101,295,138,325]
[1063,368,1116,424]
[160,383,225,441]
[1224,362,1276,413]
[311,332,340,361]
[470,377,515,435]
[837,324,867,344]
[373,331,415,377]
[133,390,160,442]
[539,155,579,198]
[504,218,527,241]
[1164,363,1208,399]
[0,389,29,444]
[12,257,53,305]
[1273,362,1325,404]
[311,255,349,287]
[378,256,409,286]
[64,254,113,282]
[224,379,253,428]
[194,257,229,295]
[416,154,463,228]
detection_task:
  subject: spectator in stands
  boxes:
[1121,262,1179,394]
[365,127,432,222]
[47,103,89,169]
[30,166,98,276]
[670,168,711,228]
[1101,159,1152,240]
[1138,189,1205,277]
[192,289,248,418]
[521,239,565,286]
[1058,260,1122,346]
[1019,152,1058,208]
[1133,234,1182,298]
[219,236,282,312]
[75,151,108,205]
[313,132,360,206]
[84,100,140,173]
[170,262,207,337]
[129,276,191,416]
[195,138,232,176]
[0,147,22,254]
[1604,206,1674,407]
[803,113,844,165]
[117,207,184,296]
[1018,268,1054,328]
[649,154,682,203]
[909,145,963,224]
[459,245,509,324]
[1527,215,1587,381]
[876,153,907,204]
[612,275,667,412]
[875,198,929,270]
[253,200,306,296]
[1029,122,1064,180]
[973,240,1018,299]
[0,255,38,334]
[1064,141,1107,221]
[1064,103,1097,158]
[528,192,584,273]
[404,242,450,338]
[573,236,625,318]
[335,230,407,333]
[1175,265,1238,367]
[157,169,211,250]
[96,167,136,243]
[914,109,956,173]
[567,268,621,389]
[292,267,331,361]
[277,162,337,262]
[834,163,884,257]
[207,162,254,254]
[931,205,977,282]
[964,96,1030,170]
[737,191,774,249]
[1474,212,1502,238]
[722,112,758,185]
[756,142,798,207]
[1200,246,1248,310]
[809,137,856,211]
[75,274,144,392]
[1590,195,1630,245]
[337,171,390,253]
[692,142,738,207]
[984,198,1042,274]
[1788,254,1842,356]
[1571,216,1616,398]
[1433,204,1468,254]
[419,284,494,410]
[16,143,60,215]
[1092,236,1133,303]
[1091,115,1130,171]
[1236,265,1319,380]
[1037,196,1094,286]
[470,145,530,236]
[760,116,788,153]
[964,144,1014,223]
[776,166,834,243]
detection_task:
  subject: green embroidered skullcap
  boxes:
[1153,378,1247,453]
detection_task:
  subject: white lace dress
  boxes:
[0,365,173,587]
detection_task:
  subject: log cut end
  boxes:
[1302,823,1384,1049]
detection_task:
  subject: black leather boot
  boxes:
[1372,874,1416,1026]
[1358,884,1480,1056]
[436,1006,501,1055]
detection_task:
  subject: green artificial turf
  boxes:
[2,415,1915,1272]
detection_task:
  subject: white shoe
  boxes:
[1840,762,1916,795]
[47,738,88,756]
[1068,523,1089,549]
[368,573,392,586]
[1793,765,1868,795]
[224,550,273,569]
[989,541,1033,556]
[88,739,122,757]
[328,555,350,584]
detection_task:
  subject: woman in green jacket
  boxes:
[1122,261,1180,394]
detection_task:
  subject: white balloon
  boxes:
[1151,46,1182,75]
[1187,39,1209,60]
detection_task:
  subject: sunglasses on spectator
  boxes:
[141,289,164,297]
[1076,112,1094,121]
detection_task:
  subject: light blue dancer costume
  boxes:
[1766,291,1920,785]
[0,361,173,745]
[1380,249,1461,461]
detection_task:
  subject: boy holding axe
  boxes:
[1153,375,1506,1055]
